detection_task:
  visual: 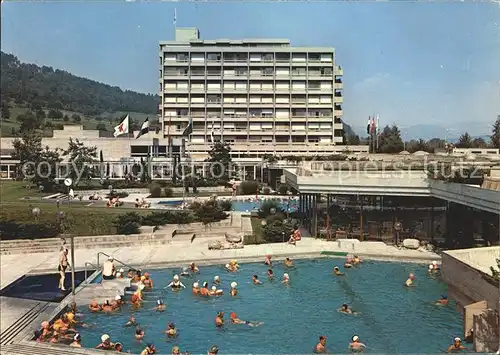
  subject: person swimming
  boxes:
[189,262,199,273]
[349,335,366,352]
[154,299,166,312]
[282,273,290,284]
[88,300,101,312]
[215,311,224,327]
[143,272,154,288]
[230,282,238,296]
[405,273,416,287]
[210,286,223,296]
[180,267,190,277]
[338,304,355,314]
[344,258,353,268]
[101,300,114,313]
[284,258,294,267]
[230,312,263,327]
[333,266,344,276]
[314,335,328,353]
[192,281,200,295]
[352,255,362,265]
[267,269,274,279]
[165,322,177,338]
[432,260,440,271]
[436,295,449,306]
[124,316,137,327]
[252,275,262,285]
[135,326,145,340]
[200,282,210,296]
[166,275,186,290]
[447,337,466,352]
[264,255,272,266]
[213,276,221,285]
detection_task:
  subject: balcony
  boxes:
[164,59,189,65]
[206,59,222,66]
[163,74,189,79]
[335,66,344,76]
[334,82,343,90]
[334,123,343,130]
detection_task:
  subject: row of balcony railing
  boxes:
[163,72,336,77]
[165,58,339,64]
[163,86,342,92]
[165,115,342,120]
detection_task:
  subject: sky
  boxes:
[1,0,499,138]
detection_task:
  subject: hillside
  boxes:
[0,51,159,116]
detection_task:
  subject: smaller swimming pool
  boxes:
[157,200,184,206]
[231,199,299,212]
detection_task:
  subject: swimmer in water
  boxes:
[124,316,137,327]
[432,260,440,271]
[153,299,166,312]
[267,269,274,279]
[282,273,290,284]
[230,282,238,296]
[349,335,366,352]
[447,337,466,353]
[436,295,449,306]
[314,335,328,354]
[428,264,436,274]
[101,300,115,313]
[405,273,416,287]
[225,263,236,272]
[200,282,210,296]
[210,285,223,296]
[88,300,101,312]
[166,275,186,290]
[252,275,262,285]
[189,262,199,273]
[192,281,200,295]
[338,304,354,314]
[135,326,145,341]
[143,272,154,289]
[333,266,344,276]
[180,267,190,277]
[264,255,272,266]
[230,312,263,327]
[344,258,353,268]
[213,276,221,285]
[352,255,362,265]
[215,311,224,328]
[284,258,294,267]
[165,322,177,338]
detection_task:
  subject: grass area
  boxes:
[245,216,265,245]
[0,180,53,201]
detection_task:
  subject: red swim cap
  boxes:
[230,312,237,319]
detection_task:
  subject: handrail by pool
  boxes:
[84,262,98,283]
[96,252,134,272]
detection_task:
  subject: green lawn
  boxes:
[245,216,265,245]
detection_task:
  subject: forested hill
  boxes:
[0,52,159,116]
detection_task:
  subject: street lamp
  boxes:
[32,207,40,222]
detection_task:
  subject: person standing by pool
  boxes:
[349,335,366,352]
[314,335,328,353]
[215,311,224,327]
[102,257,116,280]
[58,248,70,291]
[447,337,466,352]
[230,282,238,296]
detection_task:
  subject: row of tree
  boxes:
[0,51,159,116]
[344,115,500,153]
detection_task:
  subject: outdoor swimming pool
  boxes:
[76,259,462,354]
[231,199,298,212]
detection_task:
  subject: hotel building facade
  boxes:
[160,28,367,160]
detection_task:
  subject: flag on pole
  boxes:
[376,114,380,135]
[136,117,150,139]
[371,116,376,134]
[182,117,193,136]
[113,115,129,137]
[366,116,371,135]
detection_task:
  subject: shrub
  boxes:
[278,185,288,195]
[106,191,129,199]
[141,210,194,226]
[261,218,294,243]
[217,199,232,211]
[163,187,174,197]
[0,220,59,240]
[115,212,141,235]
[239,181,259,195]
[258,200,284,218]
[149,183,162,197]
[191,200,228,225]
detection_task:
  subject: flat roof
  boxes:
[444,246,500,276]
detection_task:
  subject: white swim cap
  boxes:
[432,261,437,265]
[193,282,199,288]
[352,335,359,342]
[214,276,220,281]
[231,282,237,288]
[119,268,124,273]
[173,275,179,280]
[116,272,122,278]
[101,334,110,342]
[283,273,289,279]
[225,264,230,268]
[429,264,434,270]
[115,295,121,301]
[454,337,461,342]
[157,299,162,305]
[211,286,217,291]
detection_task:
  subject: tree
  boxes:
[262,153,278,165]
[378,125,404,153]
[490,258,500,283]
[63,138,98,186]
[18,110,42,132]
[1,101,10,120]
[96,123,107,131]
[456,132,472,148]
[471,137,487,148]
[191,200,228,227]
[491,115,500,149]
[48,109,63,120]
[71,114,81,123]
[63,114,69,122]
[35,108,46,121]
[205,141,234,182]
[11,130,62,188]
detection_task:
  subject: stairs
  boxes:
[0,341,105,355]
[73,278,131,304]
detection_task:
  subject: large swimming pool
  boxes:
[76,259,461,354]
[231,199,298,212]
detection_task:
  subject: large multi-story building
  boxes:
[160,28,360,160]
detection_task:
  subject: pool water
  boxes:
[231,199,299,212]
[157,200,184,206]
[76,259,461,354]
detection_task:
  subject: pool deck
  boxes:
[0,236,440,341]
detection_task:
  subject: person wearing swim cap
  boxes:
[135,326,145,340]
[154,299,166,312]
[267,269,274,279]
[140,343,156,355]
[225,263,236,272]
[95,334,113,350]
[230,282,238,296]
[165,322,177,338]
[192,281,200,295]
[166,275,186,290]
[208,345,219,355]
[447,337,466,352]
[282,273,290,284]
[213,276,221,285]
[405,273,416,287]
[436,295,448,306]
[210,285,223,296]
[333,266,344,276]
[428,264,436,274]
[200,282,210,296]
[215,311,224,327]
[314,335,328,353]
[349,335,366,352]
[180,267,190,277]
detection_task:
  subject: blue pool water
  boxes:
[157,200,184,206]
[76,259,461,354]
[231,199,299,212]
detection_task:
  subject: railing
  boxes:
[96,252,135,273]
[84,262,99,284]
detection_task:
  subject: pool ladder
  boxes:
[83,252,136,285]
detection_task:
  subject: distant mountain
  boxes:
[0,51,159,116]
